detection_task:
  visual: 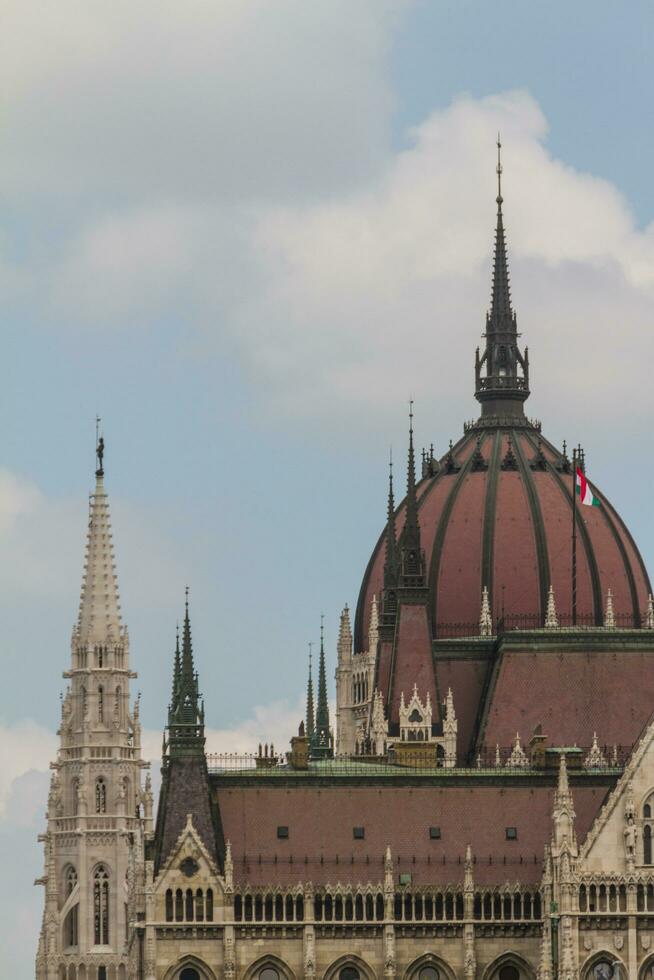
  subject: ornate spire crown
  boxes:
[474,137,530,419]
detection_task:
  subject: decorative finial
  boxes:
[95,417,104,478]
[496,133,503,205]
[185,585,189,612]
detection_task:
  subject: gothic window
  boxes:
[81,686,87,718]
[498,967,520,980]
[418,969,440,980]
[71,779,79,816]
[590,962,617,980]
[185,888,194,920]
[66,866,78,896]
[165,889,173,921]
[180,970,200,980]
[64,904,78,947]
[115,686,121,722]
[339,969,360,980]
[93,866,110,945]
[97,646,103,668]
[98,686,104,723]
[95,777,107,814]
[409,709,423,723]
[175,889,183,921]
[646,826,653,865]
[196,889,204,921]
[98,967,107,980]
[645,803,652,818]
[259,969,280,980]
[205,888,213,921]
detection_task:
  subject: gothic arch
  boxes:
[404,952,457,979]
[640,955,654,979]
[242,954,296,980]
[481,951,536,980]
[162,955,218,980]
[323,953,376,980]
[580,950,626,979]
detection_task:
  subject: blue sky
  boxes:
[2,2,654,975]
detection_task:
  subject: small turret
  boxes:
[167,590,205,757]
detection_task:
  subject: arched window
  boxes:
[71,779,79,817]
[418,968,440,980]
[590,962,618,980]
[498,967,520,980]
[93,866,110,944]
[64,904,78,947]
[98,967,107,980]
[95,777,106,814]
[645,824,652,865]
[98,686,104,723]
[205,888,213,921]
[196,889,204,921]
[165,889,173,921]
[115,687,122,723]
[186,888,194,921]
[175,889,183,921]
[179,970,200,980]
[66,866,78,896]
[259,969,280,980]
[340,969,361,980]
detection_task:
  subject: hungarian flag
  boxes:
[576,467,600,507]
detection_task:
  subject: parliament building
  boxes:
[36,153,654,980]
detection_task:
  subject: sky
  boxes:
[2,1,654,976]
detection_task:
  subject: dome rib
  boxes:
[427,435,485,631]
[586,474,643,624]
[512,433,550,619]
[480,430,502,605]
[523,430,603,623]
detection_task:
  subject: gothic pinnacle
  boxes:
[306,642,315,740]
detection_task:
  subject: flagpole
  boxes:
[572,447,577,626]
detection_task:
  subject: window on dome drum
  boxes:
[505,826,518,840]
[498,967,520,980]
[259,969,280,980]
[429,826,441,839]
[418,968,440,980]
[277,825,289,839]
[339,968,361,980]
[93,865,110,944]
[180,970,201,980]
[353,826,365,839]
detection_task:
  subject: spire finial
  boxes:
[306,641,315,740]
[312,614,333,758]
[399,401,424,585]
[95,417,104,478]
[496,132,503,205]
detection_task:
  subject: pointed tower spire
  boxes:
[382,450,399,624]
[475,137,529,419]
[75,429,123,647]
[311,614,333,759]
[171,624,181,704]
[337,605,353,663]
[167,589,204,756]
[399,401,425,586]
[305,643,315,741]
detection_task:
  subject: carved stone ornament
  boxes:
[641,934,651,950]
[613,933,624,950]
[584,936,593,951]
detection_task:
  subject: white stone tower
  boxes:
[35,438,150,980]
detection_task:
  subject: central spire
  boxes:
[474,137,530,419]
[167,589,205,756]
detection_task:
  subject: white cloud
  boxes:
[0,720,56,821]
[0,0,399,203]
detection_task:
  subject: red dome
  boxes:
[356,423,650,650]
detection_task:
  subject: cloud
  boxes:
[0,0,399,204]
[22,88,654,449]
[0,720,56,822]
